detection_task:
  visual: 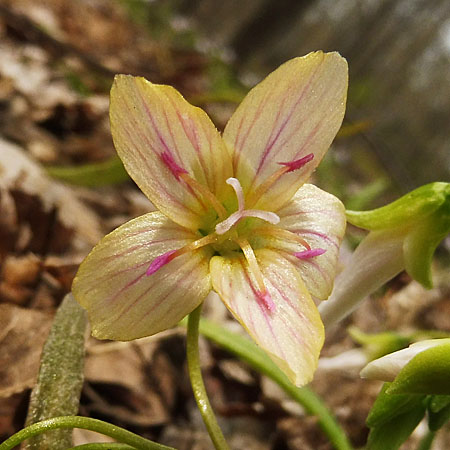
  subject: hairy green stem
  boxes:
[186,305,230,450]
[25,293,87,449]
[194,317,353,450]
[0,417,174,450]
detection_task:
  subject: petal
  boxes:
[110,75,233,230]
[72,212,212,340]
[277,184,346,300]
[223,51,348,211]
[210,249,324,386]
[318,228,405,327]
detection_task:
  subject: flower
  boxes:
[319,182,450,327]
[72,51,348,386]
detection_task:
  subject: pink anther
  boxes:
[160,151,188,180]
[256,290,276,312]
[277,153,314,173]
[146,250,177,275]
[294,248,326,260]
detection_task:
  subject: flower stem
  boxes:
[186,305,230,450]
[192,317,353,450]
[0,417,174,450]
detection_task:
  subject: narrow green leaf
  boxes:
[429,395,450,413]
[25,294,87,450]
[366,383,426,427]
[367,402,426,450]
[427,395,450,431]
[46,156,129,187]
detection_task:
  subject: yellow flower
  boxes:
[72,51,348,386]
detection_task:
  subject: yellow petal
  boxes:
[110,75,233,230]
[72,212,212,340]
[223,51,348,211]
[277,184,346,300]
[210,249,324,386]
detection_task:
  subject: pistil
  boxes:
[215,178,280,235]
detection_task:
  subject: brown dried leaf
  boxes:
[84,338,179,426]
[0,304,53,398]
[0,138,102,246]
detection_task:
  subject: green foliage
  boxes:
[366,389,427,450]
[348,327,411,360]
[46,155,129,187]
[367,341,450,448]
[427,395,450,431]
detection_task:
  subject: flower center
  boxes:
[215,178,280,235]
[150,150,325,312]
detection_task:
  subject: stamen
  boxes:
[179,173,228,219]
[256,227,311,250]
[215,178,280,235]
[247,153,314,207]
[146,234,218,276]
[277,153,314,173]
[294,248,326,259]
[237,238,276,312]
[160,150,227,219]
[160,151,188,180]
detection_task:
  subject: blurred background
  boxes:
[0,0,449,448]
[1,0,449,202]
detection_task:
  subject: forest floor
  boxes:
[0,0,449,449]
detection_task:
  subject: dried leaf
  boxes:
[0,304,53,397]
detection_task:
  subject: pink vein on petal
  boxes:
[255,60,323,174]
[232,90,271,172]
[242,264,287,360]
[119,106,199,214]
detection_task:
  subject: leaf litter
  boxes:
[0,0,448,449]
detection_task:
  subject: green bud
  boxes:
[361,339,450,395]
[347,182,450,289]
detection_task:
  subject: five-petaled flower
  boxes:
[72,51,348,386]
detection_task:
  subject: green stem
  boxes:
[194,317,353,450]
[68,444,135,450]
[0,417,174,450]
[417,430,436,450]
[186,305,230,450]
